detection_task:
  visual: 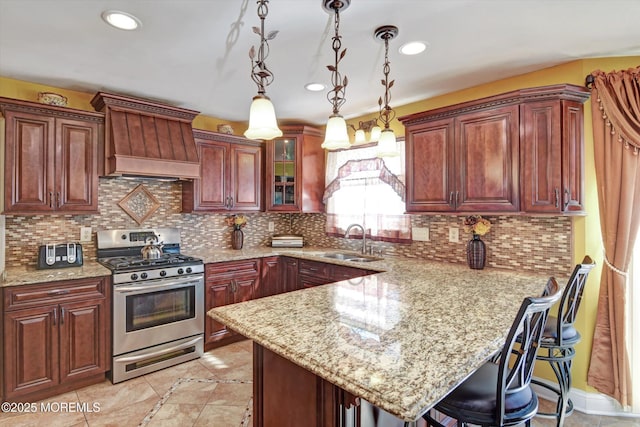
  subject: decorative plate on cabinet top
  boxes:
[37,92,68,106]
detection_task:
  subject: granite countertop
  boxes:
[208,255,551,422]
[1,261,111,287]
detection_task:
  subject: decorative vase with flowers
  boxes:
[462,215,491,269]
[226,214,248,250]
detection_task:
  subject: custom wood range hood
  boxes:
[91,92,200,180]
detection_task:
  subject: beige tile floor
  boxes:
[0,339,638,427]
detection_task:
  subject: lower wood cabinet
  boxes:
[2,276,110,402]
[205,260,260,348]
[259,256,282,298]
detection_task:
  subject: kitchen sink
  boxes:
[319,252,383,263]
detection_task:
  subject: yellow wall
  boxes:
[352,56,638,392]
[0,76,245,133]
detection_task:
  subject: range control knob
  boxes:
[186,267,193,274]
[160,270,167,277]
[131,273,138,281]
[140,272,148,279]
[177,268,184,274]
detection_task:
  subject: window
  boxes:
[323,140,411,243]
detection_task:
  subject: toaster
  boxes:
[37,243,84,269]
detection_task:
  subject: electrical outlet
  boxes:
[448,227,459,243]
[80,226,92,242]
[268,221,275,232]
[412,227,430,242]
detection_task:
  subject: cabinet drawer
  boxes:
[298,260,330,279]
[330,265,370,281]
[4,277,109,311]
[299,274,331,289]
[206,259,260,279]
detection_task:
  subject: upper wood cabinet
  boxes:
[265,125,325,213]
[520,97,588,213]
[0,98,103,215]
[182,130,263,212]
[400,84,589,214]
[404,106,519,212]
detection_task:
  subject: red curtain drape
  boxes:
[586,66,640,407]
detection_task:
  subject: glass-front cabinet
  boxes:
[265,125,325,213]
[272,138,297,207]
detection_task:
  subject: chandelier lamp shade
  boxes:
[321,0,351,150]
[374,25,400,157]
[244,0,283,141]
[350,119,382,144]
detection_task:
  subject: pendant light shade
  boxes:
[244,95,282,140]
[374,25,400,157]
[322,0,351,150]
[376,128,399,157]
[321,115,351,150]
[354,128,366,144]
[244,0,282,140]
[369,124,382,142]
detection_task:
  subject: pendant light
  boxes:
[374,25,400,157]
[244,0,283,141]
[321,0,351,150]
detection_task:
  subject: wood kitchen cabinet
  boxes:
[399,84,589,215]
[265,125,325,213]
[259,256,282,298]
[297,259,373,290]
[281,256,299,293]
[183,130,263,212]
[205,259,260,348]
[520,89,589,213]
[0,98,103,215]
[403,105,519,212]
[2,276,110,402]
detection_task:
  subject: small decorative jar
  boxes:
[231,227,244,250]
[466,234,486,269]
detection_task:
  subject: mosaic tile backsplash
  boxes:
[4,179,572,275]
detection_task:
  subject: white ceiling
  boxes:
[0,0,639,126]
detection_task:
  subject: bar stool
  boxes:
[532,256,595,427]
[424,277,562,427]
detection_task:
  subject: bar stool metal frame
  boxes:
[424,277,562,427]
[532,256,595,427]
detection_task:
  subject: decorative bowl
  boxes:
[37,92,68,106]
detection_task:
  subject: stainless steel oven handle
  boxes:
[115,276,203,293]
[116,336,203,363]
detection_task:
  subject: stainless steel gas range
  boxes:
[97,228,204,383]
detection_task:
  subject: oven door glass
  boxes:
[126,286,195,332]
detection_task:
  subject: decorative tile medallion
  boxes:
[117,184,161,225]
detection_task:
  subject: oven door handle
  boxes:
[115,277,202,293]
[116,336,203,363]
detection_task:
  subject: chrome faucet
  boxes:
[344,223,367,254]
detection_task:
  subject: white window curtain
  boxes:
[323,140,411,243]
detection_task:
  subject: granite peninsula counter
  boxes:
[208,257,551,424]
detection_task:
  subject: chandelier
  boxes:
[374,25,400,157]
[321,0,351,150]
[244,0,283,141]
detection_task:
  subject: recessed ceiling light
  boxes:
[101,10,141,31]
[399,41,428,56]
[305,82,326,92]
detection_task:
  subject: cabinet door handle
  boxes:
[449,191,454,206]
[455,191,459,207]
[52,307,57,326]
[563,188,570,211]
[56,192,61,208]
[554,188,560,208]
[49,191,54,208]
[60,307,65,325]
[229,196,234,208]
